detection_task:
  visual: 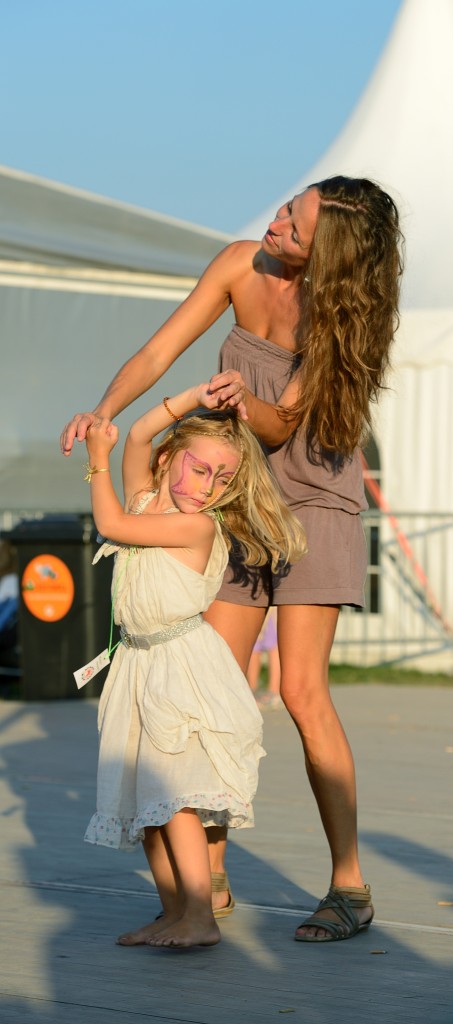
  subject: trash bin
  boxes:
[7,514,114,700]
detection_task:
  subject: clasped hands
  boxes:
[204,371,248,419]
[85,419,119,463]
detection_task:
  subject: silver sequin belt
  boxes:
[120,614,203,649]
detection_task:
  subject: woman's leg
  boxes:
[203,599,266,910]
[276,604,372,939]
[147,809,221,948]
[116,826,183,945]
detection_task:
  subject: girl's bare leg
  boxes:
[147,809,221,948]
[203,600,266,911]
[276,604,372,939]
[116,826,183,945]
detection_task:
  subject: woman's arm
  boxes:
[208,370,301,446]
[61,241,253,456]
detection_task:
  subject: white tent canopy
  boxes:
[0,164,229,277]
[242,0,453,311]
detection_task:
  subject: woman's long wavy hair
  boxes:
[286,176,404,458]
[150,412,307,570]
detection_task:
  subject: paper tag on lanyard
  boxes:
[73,649,110,690]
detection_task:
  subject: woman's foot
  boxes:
[295,884,374,942]
[146,911,221,949]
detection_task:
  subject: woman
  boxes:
[61,176,404,942]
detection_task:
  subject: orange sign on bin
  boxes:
[22,554,75,622]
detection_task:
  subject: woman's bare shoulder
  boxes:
[210,239,261,285]
[216,239,261,268]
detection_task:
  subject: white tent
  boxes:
[242,0,453,668]
[0,167,234,514]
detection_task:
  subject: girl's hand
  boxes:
[86,418,119,460]
[193,382,225,411]
[205,370,248,420]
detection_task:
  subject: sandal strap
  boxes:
[316,893,359,936]
[329,883,372,909]
[296,913,350,940]
[211,871,230,893]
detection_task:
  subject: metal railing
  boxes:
[2,508,453,672]
[334,511,453,671]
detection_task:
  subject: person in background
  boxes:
[0,540,19,666]
[247,609,282,710]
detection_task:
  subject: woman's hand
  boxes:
[202,371,249,420]
[61,413,98,455]
[86,419,119,462]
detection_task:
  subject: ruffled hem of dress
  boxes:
[84,792,254,849]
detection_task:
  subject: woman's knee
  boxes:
[280,669,331,722]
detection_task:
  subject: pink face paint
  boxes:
[172,450,229,501]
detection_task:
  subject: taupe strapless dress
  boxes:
[216,325,368,608]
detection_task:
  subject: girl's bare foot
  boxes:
[146,912,221,949]
[116,912,179,946]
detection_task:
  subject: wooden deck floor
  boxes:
[1,684,452,1023]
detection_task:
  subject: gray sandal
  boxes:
[295,883,374,942]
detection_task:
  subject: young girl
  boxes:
[84,382,306,949]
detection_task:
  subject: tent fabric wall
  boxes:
[375,310,453,514]
[0,276,233,512]
[0,168,234,513]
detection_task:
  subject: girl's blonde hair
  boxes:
[284,176,404,458]
[151,412,306,571]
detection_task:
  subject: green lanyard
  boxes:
[108,547,137,657]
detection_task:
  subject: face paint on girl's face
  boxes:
[168,440,239,512]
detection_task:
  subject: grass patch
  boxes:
[328,663,453,686]
[256,662,453,689]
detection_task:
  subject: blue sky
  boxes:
[2,0,402,233]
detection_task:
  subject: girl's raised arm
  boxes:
[122,384,215,506]
[86,410,215,551]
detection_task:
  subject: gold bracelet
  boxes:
[162,396,181,422]
[83,463,110,483]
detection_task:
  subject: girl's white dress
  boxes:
[85,495,265,850]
